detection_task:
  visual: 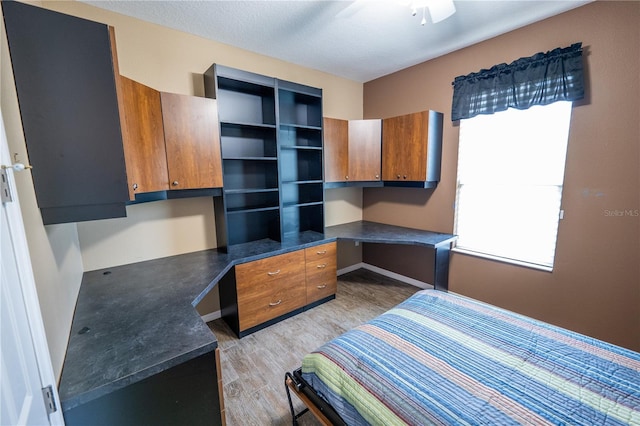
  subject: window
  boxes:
[453,101,572,270]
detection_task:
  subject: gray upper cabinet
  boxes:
[3,2,129,224]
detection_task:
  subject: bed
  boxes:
[285,289,640,425]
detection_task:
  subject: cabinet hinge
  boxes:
[1,168,13,203]
[41,385,58,417]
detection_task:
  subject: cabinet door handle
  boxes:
[403,175,407,179]
[396,174,400,179]
[345,175,349,180]
[269,299,282,306]
[316,284,327,289]
[267,269,281,276]
[317,264,327,269]
[316,250,327,255]
[132,183,138,190]
[172,180,179,186]
[375,174,379,179]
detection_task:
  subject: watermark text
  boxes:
[603,209,639,217]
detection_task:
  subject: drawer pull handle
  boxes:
[267,270,281,276]
[317,264,327,269]
[316,250,327,255]
[269,300,282,306]
[317,284,327,289]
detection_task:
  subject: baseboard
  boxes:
[336,262,367,276]
[201,310,221,324]
[338,262,433,290]
[201,263,432,323]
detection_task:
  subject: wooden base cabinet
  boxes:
[235,250,306,332]
[220,242,337,338]
[305,242,337,304]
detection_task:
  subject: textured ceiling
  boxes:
[82,0,592,82]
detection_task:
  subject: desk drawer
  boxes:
[305,242,337,304]
[236,250,306,331]
[304,242,336,262]
[306,268,337,303]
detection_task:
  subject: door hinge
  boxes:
[1,168,13,203]
[41,385,58,417]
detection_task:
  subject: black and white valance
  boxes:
[451,43,585,121]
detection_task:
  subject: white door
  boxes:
[0,112,63,425]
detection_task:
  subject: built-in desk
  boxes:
[325,221,457,291]
[58,231,327,425]
[57,221,456,425]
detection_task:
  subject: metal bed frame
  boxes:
[285,368,347,426]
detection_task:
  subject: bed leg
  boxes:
[285,372,309,425]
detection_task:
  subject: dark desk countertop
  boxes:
[58,222,455,411]
[326,220,457,248]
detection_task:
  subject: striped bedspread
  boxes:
[301,290,640,425]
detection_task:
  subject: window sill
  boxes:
[452,247,553,273]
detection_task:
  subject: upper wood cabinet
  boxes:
[348,119,382,182]
[3,2,129,224]
[323,118,348,182]
[161,93,223,190]
[119,77,169,199]
[324,118,381,183]
[119,79,223,199]
[382,110,443,187]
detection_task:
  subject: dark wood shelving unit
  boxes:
[204,64,325,248]
[277,81,324,239]
[204,65,281,248]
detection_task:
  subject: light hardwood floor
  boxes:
[207,268,421,426]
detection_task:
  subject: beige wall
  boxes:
[1,0,364,380]
[326,187,365,269]
[362,1,640,351]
